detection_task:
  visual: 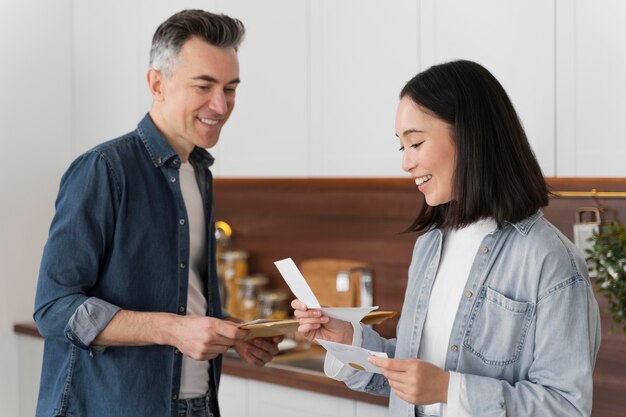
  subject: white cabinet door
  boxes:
[219,374,250,416]
[556,0,626,177]
[419,0,556,176]
[309,0,419,177]
[17,335,44,417]
[210,0,310,177]
[355,400,388,417]
[248,379,355,417]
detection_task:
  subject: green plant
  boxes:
[586,221,626,335]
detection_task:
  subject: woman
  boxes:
[293,60,601,417]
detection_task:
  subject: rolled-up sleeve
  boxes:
[34,151,120,348]
[64,297,121,348]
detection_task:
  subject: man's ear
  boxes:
[147,68,165,101]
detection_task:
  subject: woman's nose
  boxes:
[402,151,415,173]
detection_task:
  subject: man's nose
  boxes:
[209,90,227,115]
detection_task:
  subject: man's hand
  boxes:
[172,315,248,361]
[234,336,283,367]
[368,356,449,405]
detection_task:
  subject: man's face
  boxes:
[151,36,240,155]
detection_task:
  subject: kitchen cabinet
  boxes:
[219,374,250,416]
[419,0,556,176]
[307,0,419,177]
[555,0,626,176]
[219,374,388,417]
[68,0,623,178]
[212,0,419,178]
[207,0,311,177]
[16,334,43,417]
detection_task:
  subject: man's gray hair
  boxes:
[149,9,245,77]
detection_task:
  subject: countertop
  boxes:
[13,322,388,407]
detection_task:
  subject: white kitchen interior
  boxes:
[2,1,625,417]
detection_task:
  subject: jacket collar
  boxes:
[506,210,544,236]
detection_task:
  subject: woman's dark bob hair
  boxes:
[401,60,548,233]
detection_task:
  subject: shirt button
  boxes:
[481,246,489,253]
[450,344,458,352]
[175,349,181,355]
[464,290,473,298]
[180,262,187,269]
[170,176,176,182]
[172,394,177,400]
[179,306,185,313]
[179,218,185,225]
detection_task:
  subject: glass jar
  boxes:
[237,274,269,322]
[218,250,248,317]
[257,289,290,320]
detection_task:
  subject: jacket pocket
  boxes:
[463,286,535,366]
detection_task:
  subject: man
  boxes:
[34,9,280,417]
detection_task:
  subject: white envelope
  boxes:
[316,338,388,374]
[274,257,378,323]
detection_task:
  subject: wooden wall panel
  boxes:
[214,177,626,416]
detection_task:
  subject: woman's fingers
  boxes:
[291,299,308,311]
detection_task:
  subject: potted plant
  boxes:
[586,221,626,335]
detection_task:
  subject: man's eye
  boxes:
[196,85,210,91]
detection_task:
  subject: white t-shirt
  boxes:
[178,161,210,399]
[325,218,497,417]
[419,218,496,416]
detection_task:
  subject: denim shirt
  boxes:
[342,212,601,417]
[34,114,223,417]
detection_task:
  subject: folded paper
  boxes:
[316,338,388,374]
[274,257,378,322]
[239,310,397,340]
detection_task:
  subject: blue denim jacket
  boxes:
[34,114,223,417]
[342,212,601,417]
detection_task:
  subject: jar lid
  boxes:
[258,289,290,302]
[219,250,248,260]
[239,274,269,287]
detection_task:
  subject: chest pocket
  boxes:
[463,285,535,366]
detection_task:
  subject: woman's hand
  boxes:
[368,356,449,405]
[291,299,353,345]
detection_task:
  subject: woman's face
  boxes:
[395,96,456,206]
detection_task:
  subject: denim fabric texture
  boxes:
[34,114,223,417]
[177,383,220,417]
[341,212,601,417]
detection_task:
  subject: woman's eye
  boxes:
[410,141,424,149]
[398,146,405,152]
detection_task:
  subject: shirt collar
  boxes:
[136,113,215,168]
[506,211,544,236]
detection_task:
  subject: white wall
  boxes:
[1,1,73,416]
